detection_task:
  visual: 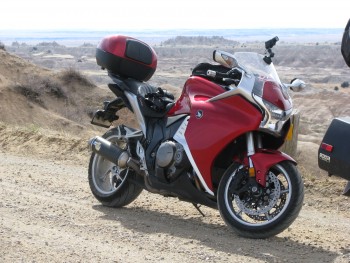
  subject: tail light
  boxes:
[321,142,333,152]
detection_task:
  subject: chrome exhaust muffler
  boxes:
[88,136,141,174]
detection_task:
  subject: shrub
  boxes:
[36,41,61,47]
[161,36,239,46]
[60,68,94,88]
[334,86,339,91]
[14,85,44,107]
[42,78,67,99]
[80,42,95,48]
[341,81,349,88]
[11,41,20,47]
[12,75,67,107]
[0,41,5,50]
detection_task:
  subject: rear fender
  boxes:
[250,149,296,187]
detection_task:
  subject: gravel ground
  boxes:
[0,151,349,263]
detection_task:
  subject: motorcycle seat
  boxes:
[125,79,174,118]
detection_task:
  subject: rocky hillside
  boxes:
[0,49,112,134]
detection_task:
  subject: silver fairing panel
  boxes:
[209,72,256,105]
[173,116,215,196]
[124,91,147,136]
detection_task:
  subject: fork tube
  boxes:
[256,133,263,149]
[246,132,255,156]
[246,132,255,177]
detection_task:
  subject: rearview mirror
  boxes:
[284,78,306,92]
[213,50,238,68]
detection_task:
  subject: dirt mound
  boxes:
[0,49,114,134]
[0,49,177,135]
[0,49,50,84]
[0,122,89,163]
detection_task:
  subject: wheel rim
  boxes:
[224,164,292,226]
[91,134,130,195]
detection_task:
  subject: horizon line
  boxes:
[0,27,344,32]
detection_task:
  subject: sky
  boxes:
[0,0,349,30]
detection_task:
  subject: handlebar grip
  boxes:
[207,70,227,79]
[207,70,217,78]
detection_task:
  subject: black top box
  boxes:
[341,19,350,67]
[318,117,350,180]
[96,35,157,82]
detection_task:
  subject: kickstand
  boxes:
[192,203,205,217]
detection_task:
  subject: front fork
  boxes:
[245,131,296,187]
[246,132,257,178]
[246,131,263,155]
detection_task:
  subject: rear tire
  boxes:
[217,161,304,238]
[88,127,143,207]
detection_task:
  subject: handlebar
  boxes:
[206,69,241,86]
[207,68,241,78]
[207,69,226,79]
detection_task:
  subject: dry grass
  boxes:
[13,84,45,106]
[0,121,90,163]
[59,68,95,88]
[12,74,67,107]
[6,64,101,125]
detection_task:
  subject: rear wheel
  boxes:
[88,127,143,207]
[217,161,304,238]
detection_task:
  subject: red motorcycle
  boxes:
[88,35,305,238]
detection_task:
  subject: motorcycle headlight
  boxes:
[263,99,289,121]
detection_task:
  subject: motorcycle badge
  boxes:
[195,110,203,119]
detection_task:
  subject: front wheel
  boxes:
[217,161,304,239]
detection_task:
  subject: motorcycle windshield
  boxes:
[234,52,282,85]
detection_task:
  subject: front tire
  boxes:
[88,127,143,207]
[217,161,304,239]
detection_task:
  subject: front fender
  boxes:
[250,149,296,187]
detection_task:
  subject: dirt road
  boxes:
[0,151,349,263]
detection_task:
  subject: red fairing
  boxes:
[171,76,262,190]
[262,80,292,110]
[251,149,296,187]
[168,76,224,115]
[167,90,191,115]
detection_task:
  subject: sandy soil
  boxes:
[0,148,349,263]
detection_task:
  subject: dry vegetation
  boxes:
[161,36,239,46]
